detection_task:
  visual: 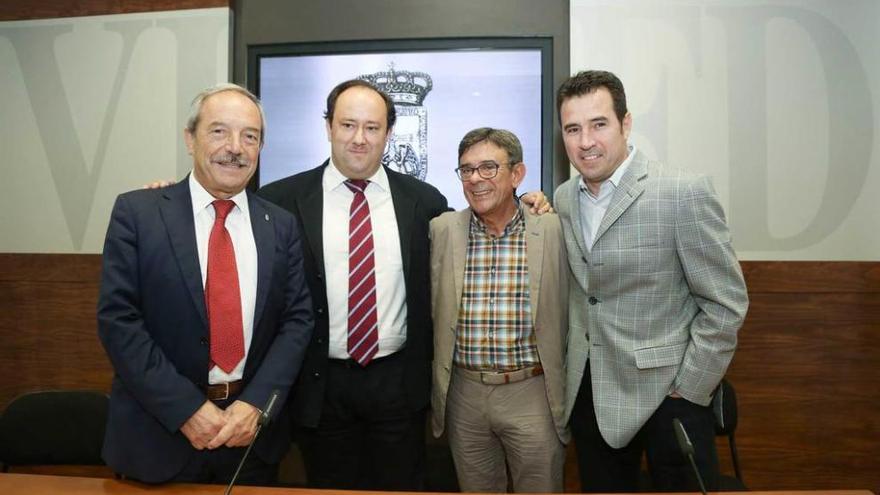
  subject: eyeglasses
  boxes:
[455,161,508,180]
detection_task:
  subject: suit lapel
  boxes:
[297,164,327,276]
[452,210,470,306]
[387,168,416,277]
[159,179,208,328]
[524,211,544,325]
[564,178,591,259]
[248,192,274,330]
[594,153,648,244]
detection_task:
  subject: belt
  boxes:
[456,364,543,385]
[328,350,402,368]
[205,381,243,401]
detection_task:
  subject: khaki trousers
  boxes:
[446,368,565,492]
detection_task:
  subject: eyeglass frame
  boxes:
[454,160,517,181]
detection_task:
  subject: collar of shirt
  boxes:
[469,197,526,238]
[579,145,637,202]
[188,172,250,219]
[323,159,391,195]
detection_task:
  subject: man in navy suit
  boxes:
[97,84,313,484]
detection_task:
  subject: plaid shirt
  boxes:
[453,203,539,371]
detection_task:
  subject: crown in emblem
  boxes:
[359,63,433,106]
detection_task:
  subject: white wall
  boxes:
[0,8,229,253]
[570,0,880,260]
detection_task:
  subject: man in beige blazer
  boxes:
[430,128,568,493]
[555,70,749,492]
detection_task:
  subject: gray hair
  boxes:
[185,83,267,144]
[457,127,523,165]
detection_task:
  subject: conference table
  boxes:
[0,474,875,495]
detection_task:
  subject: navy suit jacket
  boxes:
[97,178,313,482]
[258,162,449,428]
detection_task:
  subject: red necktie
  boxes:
[344,180,378,366]
[206,199,244,373]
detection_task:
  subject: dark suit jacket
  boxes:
[97,178,313,483]
[258,161,449,428]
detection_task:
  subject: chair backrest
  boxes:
[711,378,746,489]
[712,378,738,435]
[0,390,109,469]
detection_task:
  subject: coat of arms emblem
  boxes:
[359,64,433,181]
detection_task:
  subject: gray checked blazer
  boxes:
[555,150,749,448]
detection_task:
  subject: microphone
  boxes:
[258,390,279,426]
[673,418,708,495]
[224,390,280,495]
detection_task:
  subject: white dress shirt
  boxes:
[322,162,406,360]
[189,173,258,383]
[578,146,636,250]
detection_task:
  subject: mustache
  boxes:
[214,154,250,167]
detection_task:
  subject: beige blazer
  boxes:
[556,150,749,448]
[429,207,569,443]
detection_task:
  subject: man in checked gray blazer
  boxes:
[554,70,749,492]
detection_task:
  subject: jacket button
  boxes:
[588,296,598,305]
[199,337,208,345]
[316,307,324,315]
[316,337,324,344]
[312,372,321,380]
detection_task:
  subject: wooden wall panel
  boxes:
[724,266,880,493]
[1,255,878,492]
[0,254,110,412]
[0,0,229,21]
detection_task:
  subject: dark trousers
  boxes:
[172,445,278,485]
[297,352,426,490]
[570,364,719,492]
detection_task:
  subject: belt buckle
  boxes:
[216,383,230,401]
[480,371,505,385]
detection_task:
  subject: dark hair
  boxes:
[556,70,628,124]
[324,79,397,129]
[457,127,523,165]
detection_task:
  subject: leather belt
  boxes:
[456,364,543,385]
[205,381,243,401]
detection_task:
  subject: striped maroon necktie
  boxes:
[206,199,244,373]
[344,180,378,366]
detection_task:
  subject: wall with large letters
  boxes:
[570,0,880,261]
[0,6,229,253]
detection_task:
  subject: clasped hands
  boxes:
[180,400,260,450]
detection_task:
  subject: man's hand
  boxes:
[180,401,227,450]
[142,179,175,189]
[207,400,261,449]
[520,190,554,214]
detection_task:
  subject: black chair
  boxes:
[638,379,747,491]
[0,390,109,471]
[713,378,746,490]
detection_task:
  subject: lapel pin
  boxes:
[264,213,270,222]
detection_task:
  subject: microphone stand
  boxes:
[673,417,708,495]
[224,390,279,495]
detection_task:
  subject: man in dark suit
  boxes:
[97,84,313,484]
[258,79,447,490]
